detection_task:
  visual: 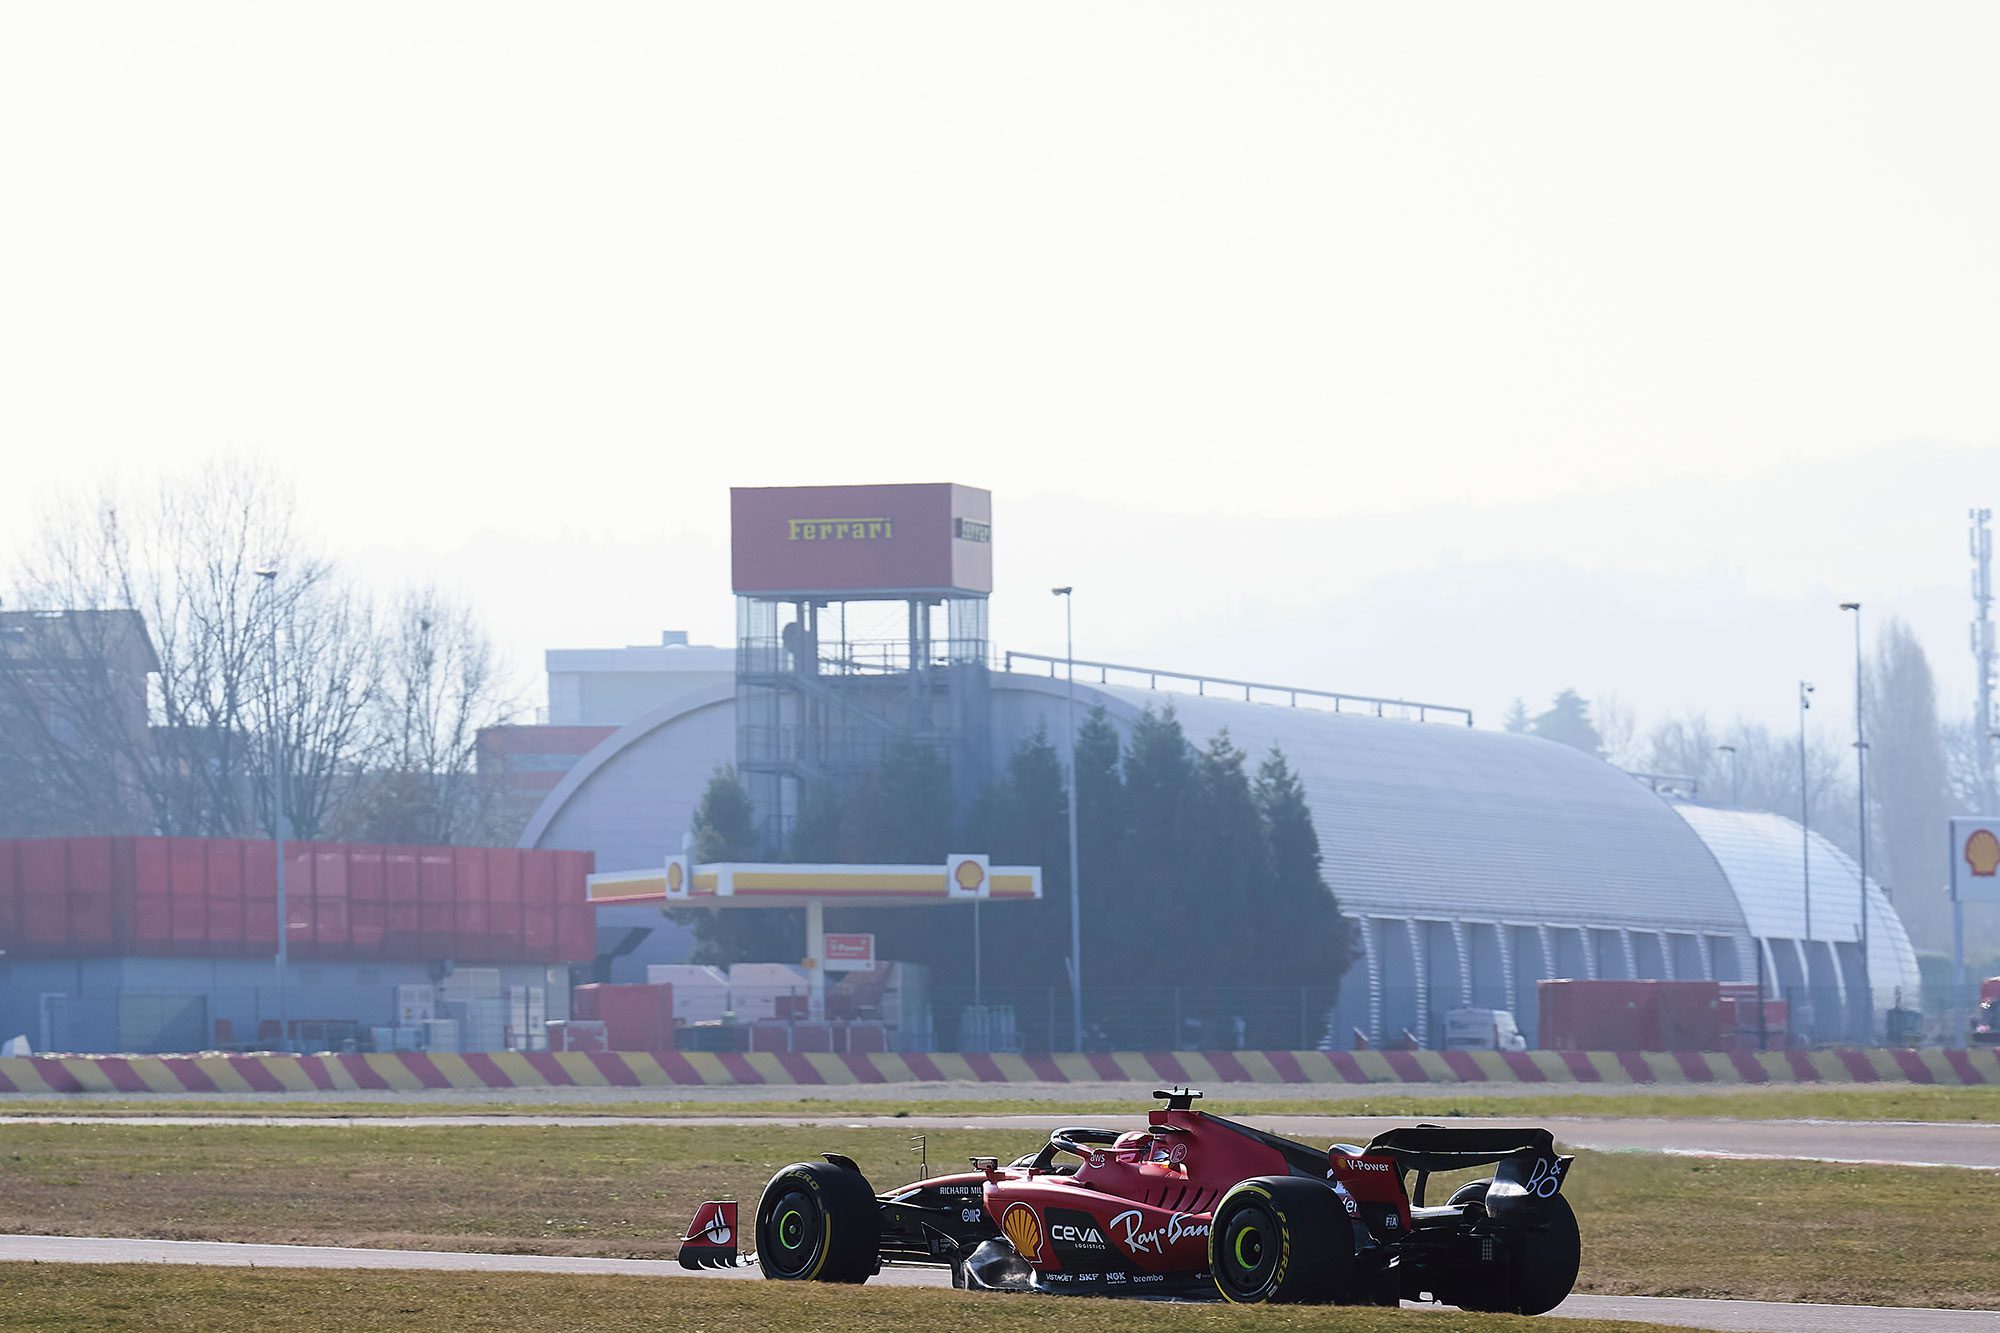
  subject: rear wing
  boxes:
[1361,1125,1572,1215]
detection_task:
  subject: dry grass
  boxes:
[0,1264,1683,1333]
[0,1122,1994,1308]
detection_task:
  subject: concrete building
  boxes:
[546,630,733,726]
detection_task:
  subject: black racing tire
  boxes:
[755,1160,879,1284]
[1453,1191,1581,1316]
[1446,1180,1491,1209]
[1208,1176,1353,1304]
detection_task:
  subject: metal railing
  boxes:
[1000,653,1474,726]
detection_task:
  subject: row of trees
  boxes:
[682,706,1357,991]
[1507,618,1991,953]
[0,458,518,845]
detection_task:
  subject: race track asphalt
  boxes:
[0,1234,1991,1332]
[4,1112,1997,1170]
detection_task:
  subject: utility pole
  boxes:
[1973,509,1995,813]
[1841,602,1869,1039]
[1798,681,1814,946]
[1053,586,1082,1053]
[256,566,288,1054]
[1716,744,1739,807]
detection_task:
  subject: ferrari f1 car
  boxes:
[678,1088,1581,1312]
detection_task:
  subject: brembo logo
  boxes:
[1108,1210,1209,1256]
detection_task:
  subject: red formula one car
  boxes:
[678,1088,1581,1312]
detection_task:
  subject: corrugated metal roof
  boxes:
[1669,803,1922,999]
[1072,684,1749,937]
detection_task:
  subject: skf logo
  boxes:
[1001,1202,1043,1262]
[1967,828,2000,878]
[686,1200,735,1246]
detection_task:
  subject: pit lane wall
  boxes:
[2,1047,1997,1093]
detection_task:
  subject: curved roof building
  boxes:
[523,670,1916,1044]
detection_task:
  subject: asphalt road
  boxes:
[5,1112,1997,1170]
[0,1234,1990,1332]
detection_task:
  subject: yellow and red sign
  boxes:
[1952,818,2000,902]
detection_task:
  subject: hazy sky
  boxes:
[5,4,1997,742]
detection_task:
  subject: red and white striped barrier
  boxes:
[2,1047,1995,1094]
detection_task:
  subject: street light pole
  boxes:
[1716,744,1739,807]
[256,567,288,1054]
[1841,602,1869,1031]
[1798,680,1814,949]
[1053,586,1082,1053]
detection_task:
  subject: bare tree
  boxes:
[337,585,519,845]
[2,458,379,838]
[1644,710,1858,856]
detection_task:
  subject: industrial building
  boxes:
[512,482,1923,1047]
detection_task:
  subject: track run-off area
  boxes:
[3,1085,1996,1331]
[2,1111,1996,1170]
[0,1234,1992,1333]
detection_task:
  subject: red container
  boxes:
[571,983,674,1050]
[0,836,592,963]
[1538,979,1725,1051]
[0,841,18,951]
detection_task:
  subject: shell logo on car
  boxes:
[1002,1202,1043,1261]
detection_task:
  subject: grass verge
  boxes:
[0,1264,1683,1332]
[0,1123,1993,1308]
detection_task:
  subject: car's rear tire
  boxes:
[1449,1186,1580,1317]
[755,1160,879,1284]
[1208,1176,1352,1304]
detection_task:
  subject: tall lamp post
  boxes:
[1052,586,1082,1053]
[255,567,289,1054]
[1840,602,1869,1033]
[1798,680,1815,1018]
[1716,744,1739,807]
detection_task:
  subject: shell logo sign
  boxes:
[1967,829,2000,877]
[947,853,990,900]
[1001,1202,1043,1261]
[1952,819,2000,904]
[664,855,691,901]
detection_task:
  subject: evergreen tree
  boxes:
[1115,706,1201,981]
[680,766,801,965]
[1192,730,1271,974]
[1503,698,1532,734]
[1869,618,1954,949]
[1530,688,1604,756]
[1256,746,1358,977]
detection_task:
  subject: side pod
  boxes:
[677,1199,745,1269]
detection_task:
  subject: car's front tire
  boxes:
[1208,1176,1352,1304]
[755,1160,879,1284]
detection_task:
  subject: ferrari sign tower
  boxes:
[731,484,995,848]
